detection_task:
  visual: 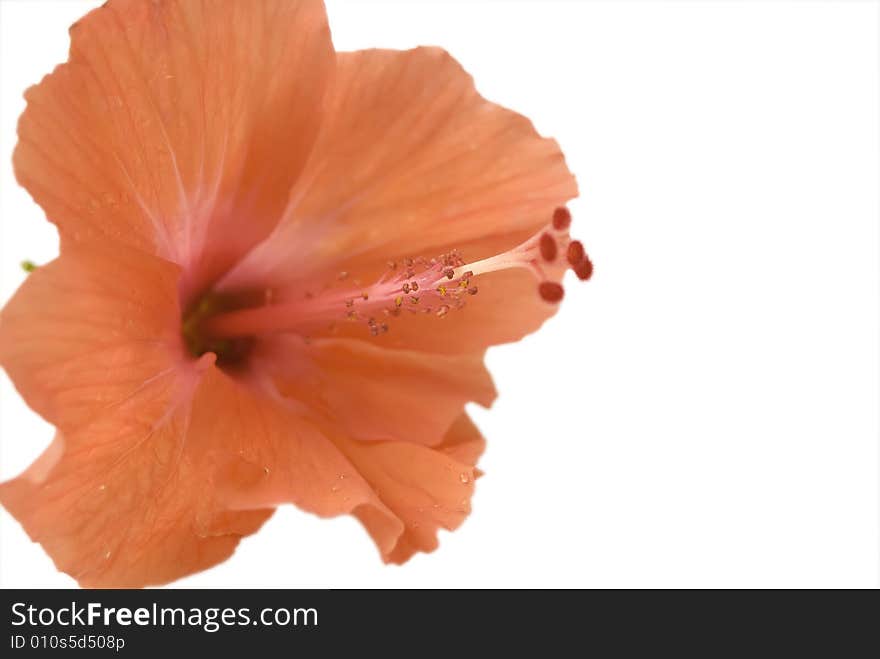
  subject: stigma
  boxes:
[202,207,592,340]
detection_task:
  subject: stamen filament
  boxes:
[201,206,589,341]
[205,278,403,337]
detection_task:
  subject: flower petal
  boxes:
[435,413,487,467]
[2,359,486,584]
[13,0,334,298]
[199,369,484,565]
[343,412,486,564]
[223,46,577,290]
[0,375,274,588]
[0,238,184,433]
[251,334,496,445]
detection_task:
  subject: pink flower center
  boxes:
[185,207,592,362]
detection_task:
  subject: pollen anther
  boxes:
[538,281,565,303]
[567,240,585,266]
[202,206,591,339]
[540,232,557,262]
[552,206,571,230]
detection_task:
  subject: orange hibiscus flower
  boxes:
[0,0,591,587]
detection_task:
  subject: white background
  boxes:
[0,0,878,588]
